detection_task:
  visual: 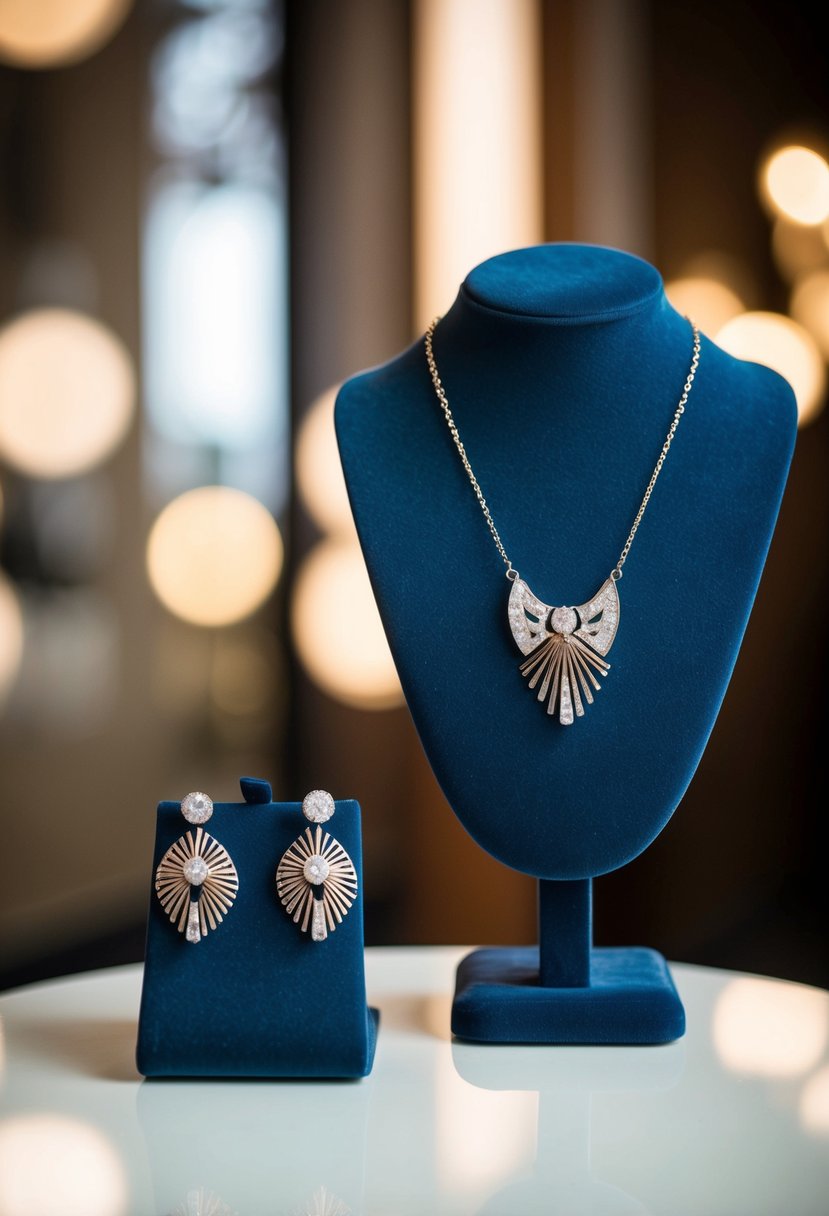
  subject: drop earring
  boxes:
[155,791,239,944]
[276,790,358,942]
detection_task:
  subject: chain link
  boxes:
[424,316,701,583]
[424,319,515,576]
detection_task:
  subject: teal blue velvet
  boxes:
[452,946,685,1044]
[336,245,796,879]
[136,779,378,1078]
[336,244,796,1043]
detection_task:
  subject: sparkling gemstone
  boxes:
[183,856,209,886]
[551,606,577,635]
[181,791,213,825]
[304,854,330,885]
[302,789,335,825]
[311,900,328,942]
[185,900,201,943]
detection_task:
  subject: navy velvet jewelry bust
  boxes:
[335,244,797,1044]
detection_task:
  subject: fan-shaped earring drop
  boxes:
[276,790,358,942]
[155,791,239,944]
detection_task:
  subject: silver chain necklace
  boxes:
[424,317,701,725]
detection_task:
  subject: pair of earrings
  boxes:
[155,790,358,945]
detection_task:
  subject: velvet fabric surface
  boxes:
[336,244,796,880]
[452,946,685,1044]
[136,779,378,1078]
[336,244,795,1044]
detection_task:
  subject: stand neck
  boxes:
[461,243,663,324]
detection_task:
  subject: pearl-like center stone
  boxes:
[550,606,578,635]
[304,855,330,885]
[183,856,210,886]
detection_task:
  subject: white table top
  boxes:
[0,948,827,1215]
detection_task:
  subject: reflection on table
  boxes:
[0,949,827,1215]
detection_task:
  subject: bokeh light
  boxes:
[0,1113,127,1216]
[147,487,283,628]
[0,573,24,702]
[790,269,829,359]
[436,1057,537,1198]
[414,0,543,327]
[291,538,403,710]
[800,1065,829,1138]
[712,977,829,1077]
[760,145,829,226]
[295,387,353,535]
[664,276,745,336]
[715,310,826,426]
[0,0,133,69]
[0,309,135,479]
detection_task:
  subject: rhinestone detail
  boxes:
[183,856,209,886]
[181,791,213,825]
[302,789,335,824]
[303,854,330,885]
[550,606,577,635]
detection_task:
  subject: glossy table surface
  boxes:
[1,948,828,1215]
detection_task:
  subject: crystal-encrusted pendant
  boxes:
[276,791,358,943]
[155,792,239,943]
[508,577,620,725]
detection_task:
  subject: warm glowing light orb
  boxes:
[0,309,135,478]
[436,1054,537,1197]
[760,145,829,226]
[664,276,744,336]
[791,269,829,360]
[712,977,829,1078]
[0,1113,127,1216]
[295,387,353,535]
[0,0,133,68]
[147,487,283,627]
[292,539,403,710]
[0,573,23,700]
[715,310,825,427]
[800,1064,829,1138]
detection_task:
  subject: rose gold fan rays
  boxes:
[508,577,619,724]
[155,795,239,943]
[276,821,358,943]
[519,631,610,724]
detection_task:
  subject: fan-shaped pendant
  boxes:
[508,576,620,725]
[155,827,239,943]
[276,824,358,943]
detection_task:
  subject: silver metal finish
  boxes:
[180,790,213,825]
[276,794,358,943]
[155,825,239,943]
[508,577,619,724]
[424,317,700,722]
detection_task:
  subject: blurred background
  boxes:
[0,0,826,992]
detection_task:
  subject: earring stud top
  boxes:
[181,791,213,825]
[302,789,335,824]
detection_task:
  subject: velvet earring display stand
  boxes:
[336,244,796,1045]
[136,777,378,1077]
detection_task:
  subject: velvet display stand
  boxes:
[136,777,378,1077]
[336,244,796,1045]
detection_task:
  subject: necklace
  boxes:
[424,317,701,725]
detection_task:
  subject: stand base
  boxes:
[452,946,685,1045]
